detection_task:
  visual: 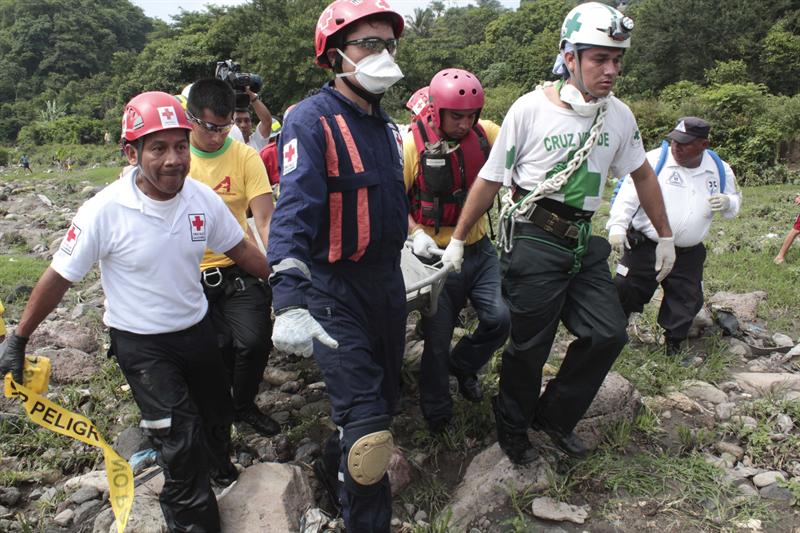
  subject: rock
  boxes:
[715,402,735,421]
[759,483,794,501]
[218,463,314,533]
[664,391,704,414]
[112,426,151,461]
[69,486,100,504]
[54,508,75,527]
[73,500,103,525]
[531,497,590,524]
[448,444,548,528]
[26,319,100,353]
[708,291,766,322]
[572,372,641,449]
[0,487,21,506]
[776,414,794,434]
[681,380,728,404]
[730,415,758,430]
[736,483,759,499]
[715,442,745,460]
[293,440,320,463]
[787,344,800,360]
[33,347,97,383]
[298,399,331,418]
[387,448,412,495]
[772,333,794,348]
[752,471,785,488]
[414,510,428,522]
[731,465,759,478]
[65,470,109,493]
[107,494,167,533]
[728,338,753,359]
[732,372,800,396]
[279,380,301,394]
[263,367,300,387]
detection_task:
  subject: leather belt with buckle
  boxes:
[527,204,580,241]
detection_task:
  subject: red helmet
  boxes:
[406,86,430,122]
[314,0,404,68]
[428,69,485,129]
[121,91,192,143]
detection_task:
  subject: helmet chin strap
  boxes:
[341,76,382,105]
[569,51,603,101]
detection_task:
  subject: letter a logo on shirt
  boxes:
[283,138,298,175]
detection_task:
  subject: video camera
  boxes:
[215,59,263,110]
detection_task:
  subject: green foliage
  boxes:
[0,145,8,165]
[17,116,111,146]
[704,60,751,85]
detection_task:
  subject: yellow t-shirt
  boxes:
[190,138,272,269]
[403,119,500,247]
[0,301,6,337]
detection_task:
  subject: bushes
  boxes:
[0,146,9,166]
[17,116,115,147]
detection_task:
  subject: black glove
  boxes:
[0,333,28,384]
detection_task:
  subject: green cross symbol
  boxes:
[563,13,582,39]
[548,149,601,209]
[634,130,641,141]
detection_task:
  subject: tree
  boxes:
[405,8,434,37]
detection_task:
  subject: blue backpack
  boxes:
[610,140,726,206]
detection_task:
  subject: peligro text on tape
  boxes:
[4,375,133,533]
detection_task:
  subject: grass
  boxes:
[723,396,800,471]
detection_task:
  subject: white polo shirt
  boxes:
[50,167,244,334]
[480,88,646,212]
[607,146,740,248]
[229,124,269,152]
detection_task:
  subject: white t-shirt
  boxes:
[480,88,646,212]
[229,124,269,152]
[607,146,740,247]
[50,167,245,334]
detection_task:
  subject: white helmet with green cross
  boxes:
[560,2,633,51]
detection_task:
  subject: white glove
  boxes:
[608,232,630,255]
[272,308,338,358]
[441,238,465,273]
[411,228,438,259]
[654,237,675,283]
[708,194,731,212]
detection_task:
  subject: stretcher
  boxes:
[402,243,452,316]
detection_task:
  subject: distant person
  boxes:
[19,155,32,173]
[0,91,270,532]
[228,86,273,153]
[608,116,741,356]
[0,301,6,342]
[774,195,800,264]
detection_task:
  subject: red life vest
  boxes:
[409,119,490,232]
[259,141,280,186]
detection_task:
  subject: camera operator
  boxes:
[230,86,272,152]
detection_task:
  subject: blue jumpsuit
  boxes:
[267,84,408,532]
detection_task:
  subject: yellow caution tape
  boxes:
[4,374,133,533]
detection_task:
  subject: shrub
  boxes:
[0,146,9,166]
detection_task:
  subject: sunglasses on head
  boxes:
[343,37,399,55]
[186,110,234,134]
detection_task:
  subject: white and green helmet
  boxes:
[560,2,633,50]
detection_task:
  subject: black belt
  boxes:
[201,264,249,291]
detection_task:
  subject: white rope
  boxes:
[498,82,609,252]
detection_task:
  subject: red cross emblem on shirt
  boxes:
[160,107,175,121]
[66,226,78,241]
[191,215,204,231]
[285,143,296,163]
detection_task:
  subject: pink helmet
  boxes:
[121,91,191,143]
[406,86,430,122]
[314,0,404,68]
[428,69,484,129]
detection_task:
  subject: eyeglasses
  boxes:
[186,110,234,134]
[343,37,399,55]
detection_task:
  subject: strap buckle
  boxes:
[232,277,246,292]
[202,267,223,288]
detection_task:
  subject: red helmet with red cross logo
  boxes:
[315,0,404,68]
[121,91,192,143]
[428,69,484,129]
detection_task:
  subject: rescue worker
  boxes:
[405,69,510,433]
[267,1,407,530]
[442,3,675,464]
[608,117,741,356]
[0,92,269,531]
[259,118,282,187]
[187,79,279,437]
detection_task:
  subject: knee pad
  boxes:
[341,415,393,495]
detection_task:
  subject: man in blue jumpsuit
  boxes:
[267,1,407,531]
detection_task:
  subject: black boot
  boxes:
[492,396,538,465]
[453,371,483,403]
[236,404,281,437]
[531,418,589,459]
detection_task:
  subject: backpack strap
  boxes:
[472,122,490,160]
[610,139,670,207]
[706,149,726,193]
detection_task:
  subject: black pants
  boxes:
[110,316,233,532]
[496,224,628,435]
[202,265,272,414]
[615,239,706,341]
[419,236,510,423]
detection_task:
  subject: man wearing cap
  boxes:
[608,117,740,356]
[0,91,270,531]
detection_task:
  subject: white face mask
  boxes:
[560,82,608,117]
[336,49,404,94]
